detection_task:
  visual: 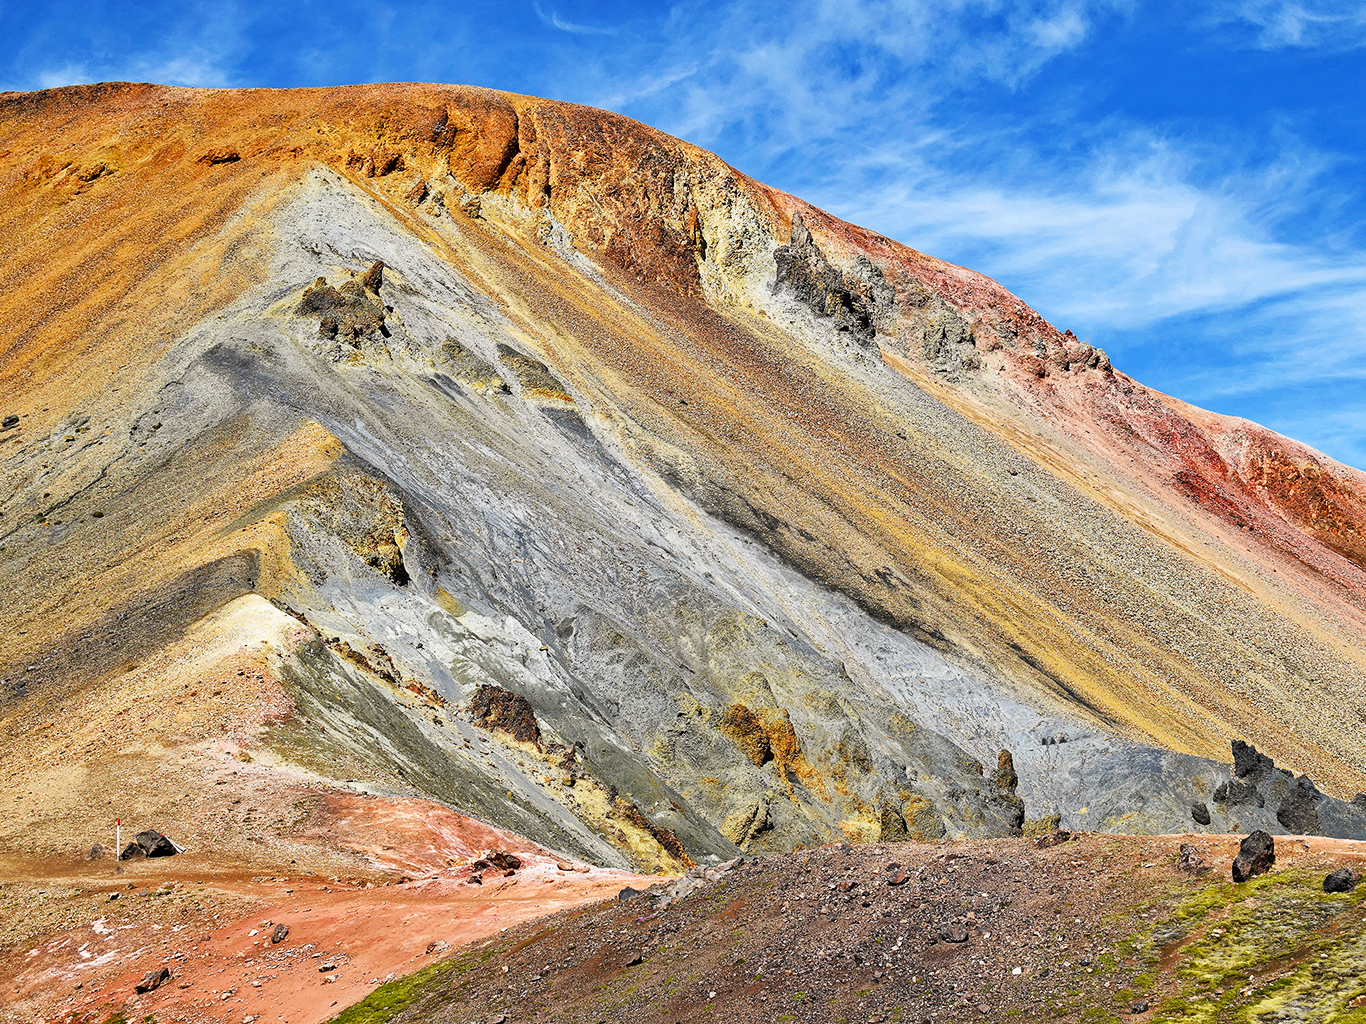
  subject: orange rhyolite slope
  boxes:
[1,79,1364,831]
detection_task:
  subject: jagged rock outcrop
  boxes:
[772,213,885,346]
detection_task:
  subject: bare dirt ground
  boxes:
[353,831,1366,1024]
[0,795,660,1024]
[4,801,1365,1024]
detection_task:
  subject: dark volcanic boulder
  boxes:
[1232,830,1275,882]
[135,967,171,993]
[1191,802,1211,826]
[271,923,290,944]
[1323,868,1361,893]
[134,830,177,857]
[120,842,146,861]
[471,849,522,872]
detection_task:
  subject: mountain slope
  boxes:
[2,82,1365,879]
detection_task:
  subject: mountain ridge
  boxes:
[2,81,1365,882]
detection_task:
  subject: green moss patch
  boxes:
[1111,870,1366,1024]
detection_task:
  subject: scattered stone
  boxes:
[297,276,386,339]
[271,924,289,944]
[938,923,969,943]
[877,802,910,842]
[1191,802,1211,826]
[87,844,106,861]
[772,212,880,346]
[1023,813,1062,837]
[1232,830,1275,882]
[996,749,1019,791]
[346,147,403,177]
[1130,999,1150,1014]
[624,953,644,966]
[1324,868,1361,893]
[470,850,521,874]
[1,414,17,431]
[994,750,1026,829]
[135,968,171,994]
[117,830,178,860]
[886,872,910,887]
[496,343,575,403]
[1035,829,1073,849]
[618,886,644,902]
[1178,843,1208,874]
[133,830,177,857]
[467,872,483,885]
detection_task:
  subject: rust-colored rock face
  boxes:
[468,683,542,746]
[2,82,1366,940]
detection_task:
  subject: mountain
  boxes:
[3,80,1366,894]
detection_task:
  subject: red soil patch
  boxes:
[0,795,662,1024]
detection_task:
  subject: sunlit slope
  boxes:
[1,82,1363,858]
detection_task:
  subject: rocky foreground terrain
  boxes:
[3,80,1366,1023]
[6,826,1365,1024]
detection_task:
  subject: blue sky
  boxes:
[3,1,1364,468]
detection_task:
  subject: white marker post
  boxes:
[115,818,122,874]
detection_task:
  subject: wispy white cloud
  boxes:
[806,122,1366,430]
[833,131,1366,325]
[8,0,243,91]
[34,63,90,89]
[1209,0,1366,49]
[532,2,618,35]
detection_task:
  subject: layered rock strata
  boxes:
[2,83,1366,872]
